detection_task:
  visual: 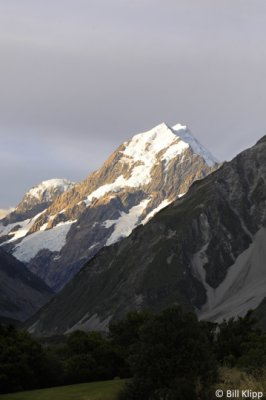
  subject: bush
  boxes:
[0,325,57,393]
[215,312,266,372]
[119,307,217,400]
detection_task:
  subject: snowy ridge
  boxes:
[171,124,218,167]
[0,178,75,247]
[84,122,217,206]
[0,211,46,244]
[0,121,218,291]
[84,123,178,204]
[84,177,126,206]
[142,199,171,224]
[28,179,75,200]
[122,122,181,166]
[121,122,189,179]
[162,142,189,166]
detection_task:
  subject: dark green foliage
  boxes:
[64,353,97,383]
[237,332,266,373]
[109,311,153,378]
[0,325,56,393]
[109,311,152,349]
[66,331,102,355]
[215,311,257,365]
[0,326,125,394]
[215,311,266,372]
[62,331,126,383]
[119,307,217,400]
[1,308,266,397]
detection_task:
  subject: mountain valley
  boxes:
[25,135,266,335]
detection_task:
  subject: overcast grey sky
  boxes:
[1,0,266,208]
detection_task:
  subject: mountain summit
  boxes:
[26,135,266,336]
[0,123,218,290]
[1,178,75,227]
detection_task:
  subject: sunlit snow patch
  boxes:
[84,123,192,206]
[103,199,150,245]
[171,124,218,167]
[0,211,46,244]
[83,122,217,207]
[28,179,74,200]
[142,199,171,224]
[13,220,76,263]
[162,142,189,167]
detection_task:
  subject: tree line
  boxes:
[0,307,266,398]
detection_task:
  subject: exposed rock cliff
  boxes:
[26,135,266,335]
[1,123,218,291]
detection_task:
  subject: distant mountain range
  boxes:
[0,123,218,291]
[0,248,53,323]
[25,135,266,336]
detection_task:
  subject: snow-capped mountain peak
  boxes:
[171,123,187,131]
[122,122,182,164]
[1,122,219,291]
[120,122,218,178]
[27,179,75,201]
[0,178,76,249]
[171,124,218,167]
[82,123,195,206]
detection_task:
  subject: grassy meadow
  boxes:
[0,379,126,400]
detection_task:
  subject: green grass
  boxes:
[0,379,126,400]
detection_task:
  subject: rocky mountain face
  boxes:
[0,179,75,245]
[0,123,218,291]
[26,135,266,336]
[0,248,53,322]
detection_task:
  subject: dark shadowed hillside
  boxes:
[0,248,53,322]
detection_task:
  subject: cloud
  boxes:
[0,208,15,219]
[0,0,266,207]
